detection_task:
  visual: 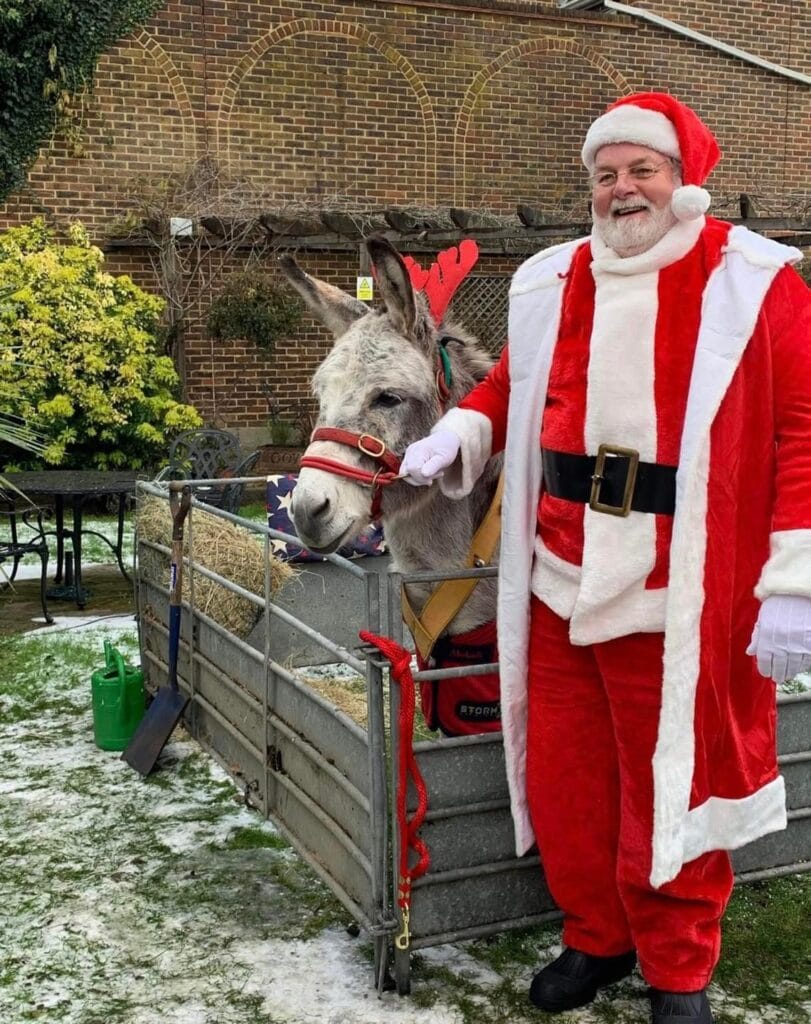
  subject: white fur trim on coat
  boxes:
[502,239,585,854]
[682,776,786,865]
[755,529,811,599]
[531,536,580,619]
[724,225,803,269]
[531,533,668,641]
[433,407,492,499]
[537,218,702,644]
[572,244,660,643]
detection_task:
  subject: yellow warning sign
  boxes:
[356,276,374,301]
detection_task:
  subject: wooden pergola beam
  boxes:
[106,210,811,257]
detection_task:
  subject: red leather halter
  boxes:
[298,426,402,520]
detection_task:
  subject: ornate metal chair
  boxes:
[0,490,54,623]
[159,428,260,515]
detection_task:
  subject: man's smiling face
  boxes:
[591,142,680,257]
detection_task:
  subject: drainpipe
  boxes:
[603,1,811,88]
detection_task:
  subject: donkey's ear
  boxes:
[279,254,368,339]
[366,237,417,339]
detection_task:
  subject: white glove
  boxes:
[399,429,461,487]
[746,594,811,683]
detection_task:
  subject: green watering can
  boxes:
[91,641,146,751]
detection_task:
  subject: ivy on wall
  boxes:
[0,0,165,202]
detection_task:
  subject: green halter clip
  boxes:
[438,343,453,390]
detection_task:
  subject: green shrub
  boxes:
[207,269,302,350]
[0,218,202,470]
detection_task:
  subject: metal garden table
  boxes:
[4,470,143,608]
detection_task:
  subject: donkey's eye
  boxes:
[373,392,403,408]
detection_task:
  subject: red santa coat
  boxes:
[435,219,811,886]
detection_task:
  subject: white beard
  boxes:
[593,199,678,257]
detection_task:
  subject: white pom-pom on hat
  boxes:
[671,185,711,222]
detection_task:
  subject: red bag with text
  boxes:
[415,620,501,736]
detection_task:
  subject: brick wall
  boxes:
[2,0,807,437]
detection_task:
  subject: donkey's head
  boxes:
[280,238,490,554]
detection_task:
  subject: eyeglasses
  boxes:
[590,159,672,189]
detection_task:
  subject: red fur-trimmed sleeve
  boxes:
[755,265,811,597]
[458,344,510,452]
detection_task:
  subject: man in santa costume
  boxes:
[399,93,811,1024]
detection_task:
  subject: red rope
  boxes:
[359,630,430,946]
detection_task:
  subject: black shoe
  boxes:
[649,988,714,1024]
[528,947,637,1012]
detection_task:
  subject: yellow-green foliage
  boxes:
[0,219,202,470]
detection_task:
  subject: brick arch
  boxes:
[131,30,197,161]
[454,39,632,205]
[217,20,437,203]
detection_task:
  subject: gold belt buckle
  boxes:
[589,444,639,517]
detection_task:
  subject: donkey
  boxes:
[279,237,501,643]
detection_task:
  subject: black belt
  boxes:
[542,446,676,517]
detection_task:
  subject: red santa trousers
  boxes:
[525,597,734,992]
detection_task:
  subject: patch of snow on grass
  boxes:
[232,932,464,1024]
[0,513,136,572]
[788,671,811,692]
[3,560,52,581]
[417,943,506,988]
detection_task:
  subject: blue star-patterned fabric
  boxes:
[266,474,386,562]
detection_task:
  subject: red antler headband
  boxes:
[402,239,479,324]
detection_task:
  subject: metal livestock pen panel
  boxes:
[134,483,811,996]
[137,579,392,969]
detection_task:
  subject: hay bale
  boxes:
[137,495,294,638]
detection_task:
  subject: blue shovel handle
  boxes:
[167,603,181,691]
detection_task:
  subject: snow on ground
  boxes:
[1,617,469,1024]
[4,561,58,582]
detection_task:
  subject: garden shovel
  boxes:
[122,484,192,776]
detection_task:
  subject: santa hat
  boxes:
[581,92,721,222]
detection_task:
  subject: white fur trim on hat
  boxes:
[671,184,711,222]
[582,105,680,171]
